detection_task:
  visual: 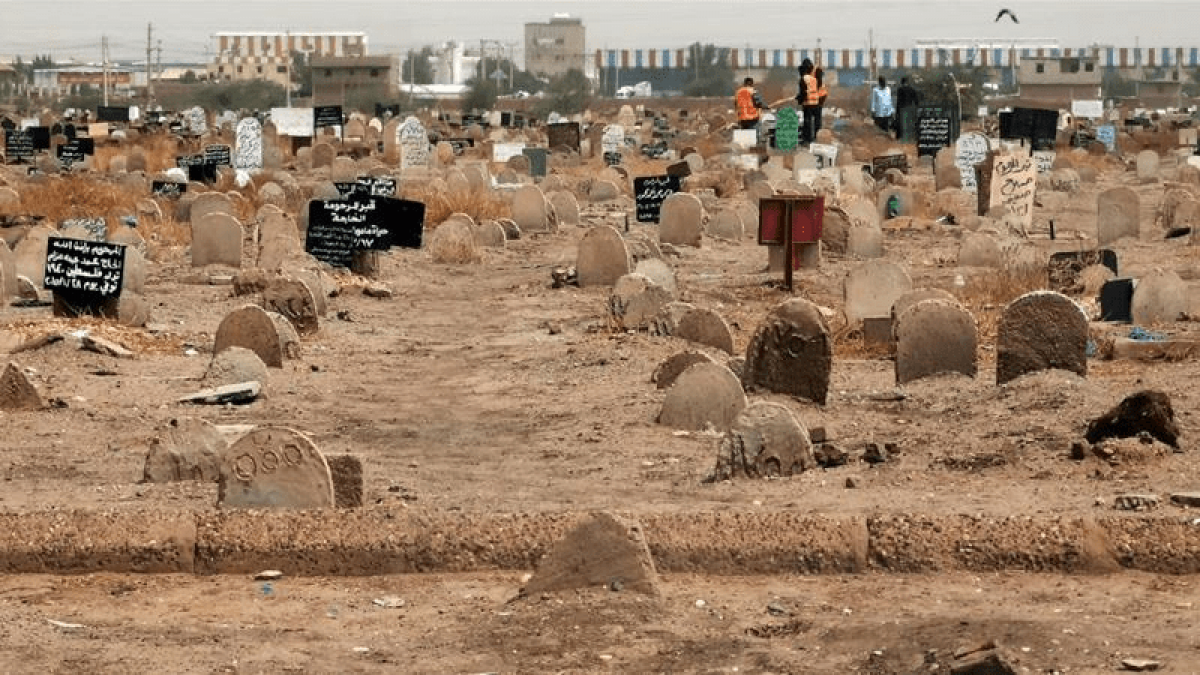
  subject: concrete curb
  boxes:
[1,508,1198,575]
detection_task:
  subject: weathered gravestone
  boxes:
[310,142,335,170]
[191,213,243,267]
[652,351,717,390]
[996,291,1088,385]
[0,361,45,410]
[511,185,553,233]
[673,306,735,354]
[218,426,335,508]
[894,299,978,384]
[203,346,269,390]
[1097,187,1140,245]
[1131,269,1189,325]
[741,298,832,404]
[1136,149,1159,181]
[142,418,227,483]
[190,191,235,224]
[14,227,51,287]
[953,133,989,194]
[706,209,744,240]
[547,191,580,227]
[522,512,659,597]
[659,192,704,247]
[658,361,746,431]
[576,225,630,287]
[0,241,17,300]
[213,304,288,368]
[633,257,677,296]
[609,273,672,330]
[708,401,815,481]
[987,153,1037,234]
[843,260,912,325]
[184,106,207,136]
[398,116,429,171]
[261,276,319,335]
[958,231,1003,268]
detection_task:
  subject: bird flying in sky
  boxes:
[995,8,1019,23]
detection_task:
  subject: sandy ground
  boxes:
[2,126,1200,672]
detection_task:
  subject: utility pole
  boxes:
[869,29,875,81]
[102,35,110,106]
[286,30,292,107]
[146,23,154,107]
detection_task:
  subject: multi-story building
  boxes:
[524,15,585,80]
[32,64,141,97]
[207,32,368,87]
[310,55,398,105]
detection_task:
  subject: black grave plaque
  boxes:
[305,196,425,268]
[96,106,130,123]
[916,107,953,157]
[4,129,35,163]
[313,105,343,129]
[634,174,682,223]
[44,236,125,299]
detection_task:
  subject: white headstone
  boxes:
[954,132,990,194]
[988,153,1036,234]
[234,118,263,171]
[398,117,429,171]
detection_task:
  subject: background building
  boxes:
[207,32,368,87]
[310,55,398,105]
[524,15,585,80]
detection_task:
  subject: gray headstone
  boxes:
[511,185,553,233]
[996,291,1088,385]
[891,288,959,326]
[709,401,815,480]
[843,260,913,324]
[191,213,243,267]
[576,225,630,287]
[609,273,672,330]
[659,192,704,247]
[218,426,335,509]
[673,306,735,354]
[658,361,746,431]
[1097,187,1139,245]
[214,304,286,368]
[894,299,978,384]
[1131,269,1189,325]
[741,298,832,404]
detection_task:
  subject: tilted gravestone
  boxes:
[261,276,320,335]
[576,225,630,287]
[659,192,704,247]
[843,260,912,324]
[741,298,832,404]
[658,361,746,432]
[894,299,978,385]
[1097,187,1139,245]
[609,273,672,331]
[996,291,1088,385]
[673,306,735,354]
[217,426,335,509]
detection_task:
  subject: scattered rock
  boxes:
[1120,658,1162,672]
[1085,390,1179,448]
[178,381,262,405]
[1114,494,1160,511]
[0,361,45,410]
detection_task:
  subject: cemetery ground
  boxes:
[2,124,1200,672]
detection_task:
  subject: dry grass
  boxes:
[406,183,508,228]
[952,266,1047,344]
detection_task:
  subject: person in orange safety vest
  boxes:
[735,77,767,130]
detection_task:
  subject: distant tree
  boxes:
[402,47,435,84]
[461,78,497,112]
[180,70,198,84]
[912,65,989,119]
[682,43,734,97]
[535,68,590,116]
[291,51,312,97]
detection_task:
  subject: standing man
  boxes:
[735,77,767,130]
[797,59,820,144]
[895,77,920,141]
[870,76,895,134]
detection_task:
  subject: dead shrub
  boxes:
[406,183,507,229]
[952,266,1046,343]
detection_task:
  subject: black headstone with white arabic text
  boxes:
[334,176,398,199]
[57,138,94,167]
[306,195,425,268]
[204,144,232,167]
[44,236,126,299]
[916,106,954,157]
[4,129,35,163]
[634,175,682,223]
[313,105,343,129]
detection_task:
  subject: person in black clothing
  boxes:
[895,77,920,141]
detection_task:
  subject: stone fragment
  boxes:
[652,351,717,389]
[204,346,269,389]
[949,647,1018,675]
[576,225,630,287]
[1119,658,1162,672]
[217,426,335,508]
[79,334,134,359]
[658,361,746,431]
[996,291,1088,385]
[894,300,978,384]
[0,361,45,410]
[1085,390,1179,448]
[326,454,363,508]
[522,512,659,597]
[1169,493,1200,507]
[742,298,832,404]
[609,274,672,330]
[261,277,319,335]
[142,418,228,483]
[708,402,815,481]
[179,381,261,405]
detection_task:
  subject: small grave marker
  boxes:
[4,129,35,163]
[634,175,682,223]
[313,105,343,130]
[916,106,954,157]
[870,154,908,180]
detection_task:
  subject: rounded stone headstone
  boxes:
[957,232,1003,268]
[996,291,1088,385]
[821,207,851,254]
[659,192,704,247]
[1131,269,1189,325]
[1135,149,1160,181]
[204,346,269,389]
[428,217,481,264]
[609,273,672,330]
[706,209,744,241]
[891,288,959,325]
[547,190,580,227]
[261,277,319,335]
[576,225,631,287]
[192,212,243,268]
[658,361,746,432]
[741,298,832,404]
[894,299,978,385]
[218,426,335,509]
[674,306,735,354]
[475,220,506,248]
[142,418,228,483]
[843,260,912,324]
[214,304,286,368]
[329,156,357,183]
[511,185,553,233]
[1097,187,1139,245]
[846,225,884,259]
[710,401,815,480]
[190,191,235,225]
[633,258,677,297]
[652,350,718,390]
[14,227,51,287]
[588,179,620,202]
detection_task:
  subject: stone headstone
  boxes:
[652,350,718,390]
[588,180,621,201]
[0,241,17,300]
[13,228,51,287]
[204,346,269,390]
[217,426,335,509]
[184,106,207,136]
[894,299,978,384]
[547,191,580,227]
[709,402,815,481]
[191,213,243,267]
[1097,187,1140,245]
[843,260,912,324]
[741,298,832,404]
[576,225,630,287]
[398,116,429,171]
[954,132,990,193]
[609,273,672,331]
[213,304,287,368]
[706,209,744,240]
[0,361,45,410]
[522,512,659,597]
[511,185,553,234]
[310,142,335,170]
[427,216,480,264]
[142,418,227,483]
[891,289,959,325]
[190,191,235,224]
[1136,149,1160,181]
[475,220,506,248]
[261,277,319,335]
[658,361,746,431]
[674,306,735,354]
[633,258,677,297]
[659,192,704,247]
[996,291,1088,385]
[1131,269,1189,325]
[234,118,263,171]
[846,225,884,259]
